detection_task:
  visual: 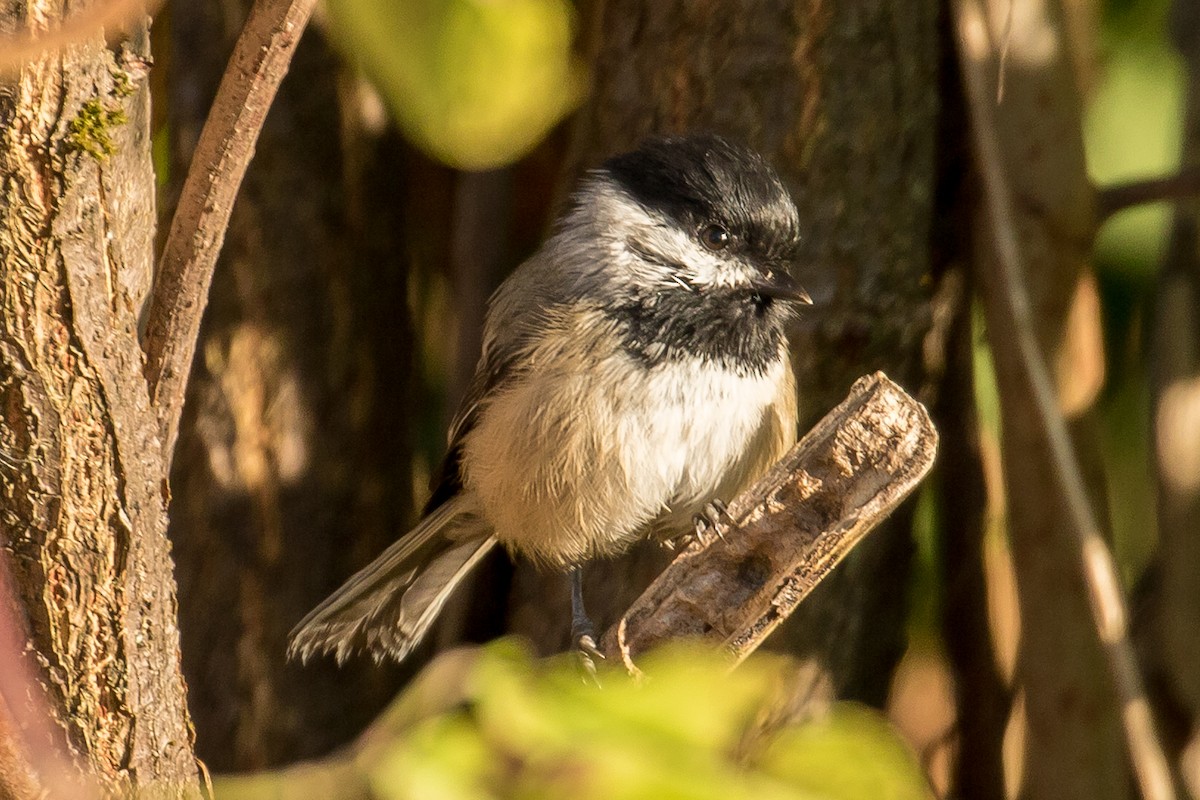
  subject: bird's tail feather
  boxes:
[287,494,496,664]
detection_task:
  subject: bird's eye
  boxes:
[699,224,730,251]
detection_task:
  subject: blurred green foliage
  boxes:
[1086,0,1181,581]
[324,0,585,170]
[219,642,932,799]
[366,641,932,800]
[1088,38,1183,275]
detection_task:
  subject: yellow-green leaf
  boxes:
[759,704,933,800]
[326,0,586,169]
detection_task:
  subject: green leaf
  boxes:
[326,0,586,169]
[759,704,933,800]
[363,642,928,800]
[370,712,494,800]
[1086,43,1183,276]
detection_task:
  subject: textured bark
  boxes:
[508,0,939,706]
[164,4,416,770]
[0,4,198,796]
[965,0,1128,795]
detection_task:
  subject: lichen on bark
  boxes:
[66,97,128,160]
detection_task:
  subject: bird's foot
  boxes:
[568,566,603,684]
[572,615,605,685]
[674,499,734,549]
[663,499,733,551]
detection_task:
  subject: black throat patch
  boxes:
[608,286,787,374]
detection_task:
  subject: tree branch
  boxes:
[600,372,938,669]
[954,1,1176,797]
[1097,165,1200,222]
[141,0,317,463]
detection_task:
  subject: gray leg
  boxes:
[569,567,604,671]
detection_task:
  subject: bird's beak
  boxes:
[752,269,813,305]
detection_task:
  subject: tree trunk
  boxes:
[0,4,198,796]
[163,3,422,769]
[931,51,1009,800]
[966,0,1128,794]
[508,0,940,707]
[1138,0,1200,787]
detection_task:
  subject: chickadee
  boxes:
[288,134,810,664]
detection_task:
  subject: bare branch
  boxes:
[954,1,1176,797]
[141,0,318,462]
[599,372,938,668]
[1097,165,1200,222]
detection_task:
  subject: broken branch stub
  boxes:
[600,372,939,670]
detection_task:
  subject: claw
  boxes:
[577,633,605,662]
[691,499,734,546]
[574,629,605,686]
[711,498,736,526]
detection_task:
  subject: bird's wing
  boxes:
[424,253,567,513]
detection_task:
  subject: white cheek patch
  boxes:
[603,193,757,292]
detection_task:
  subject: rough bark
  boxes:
[164,3,416,769]
[0,4,198,796]
[963,0,1128,795]
[508,0,939,707]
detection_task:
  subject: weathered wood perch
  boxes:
[601,371,939,671]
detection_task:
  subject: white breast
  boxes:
[629,357,784,531]
[461,336,787,567]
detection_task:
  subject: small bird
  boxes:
[288,133,810,665]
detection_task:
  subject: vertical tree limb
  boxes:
[163,1,422,766]
[954,0,1174,796]
[934,272,1010,800]
[142,0,318,461]
[1138,0,1200,793]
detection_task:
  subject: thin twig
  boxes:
[0,0,162,75]
[141,0,318,462]
[600,373,939,667]
[954,1,1176,798]
[1096,165,1200,222]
